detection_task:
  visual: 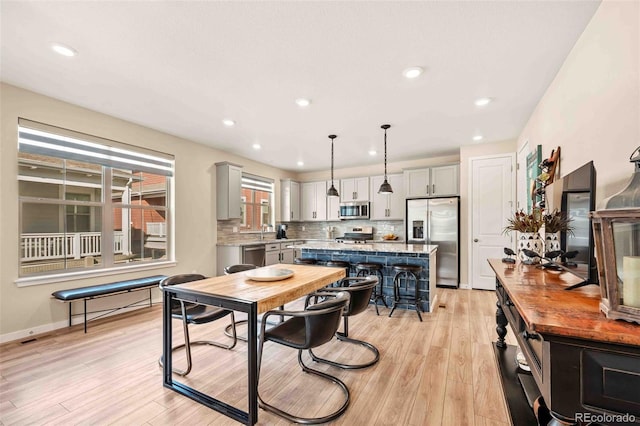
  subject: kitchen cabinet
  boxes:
[370,174,404,220]
[404,164,459,197]
[265,242,294,265]
[216,162,243,220]
[280,179,300,222]
[327,180,340,221]
[340,177,369,202]
[301,181,327,221]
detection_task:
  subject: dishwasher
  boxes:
[242,244,265,267]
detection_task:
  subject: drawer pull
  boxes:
[522,330,540,340]
[505,300,514,307]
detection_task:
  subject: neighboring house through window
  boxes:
[240,174,274,232]
[17,119,174,279]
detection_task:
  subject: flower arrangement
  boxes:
[543,209,573,234]
[503,208,543,234]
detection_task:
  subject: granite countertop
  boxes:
[295,241,437,254]
[216,239,304,247]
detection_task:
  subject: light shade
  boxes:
[327,134,340,197]
[327,184,339,197]
[378,179,393,195]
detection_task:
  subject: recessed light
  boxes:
[297,161,304,167]
[368,150,377,156]
[473,135,484,142]
[51,43,77,57]
[474,97,492,107]
[403,67,424,79]
[295,98,311,107]
[222,119,235,127]
[252,143,261,150]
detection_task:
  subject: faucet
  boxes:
[260,224,266,240]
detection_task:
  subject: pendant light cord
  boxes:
[331,139,335,185]
[384,127,388,180]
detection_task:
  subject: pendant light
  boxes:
[327,134,340,197]
[378,124,393,194]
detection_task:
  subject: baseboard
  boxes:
[459,282,470,289]
[0,303,156,344]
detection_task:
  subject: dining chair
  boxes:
[257,291,351,424]
[223,264,258,341]
[159,274,237,376]
[308,276,380,369]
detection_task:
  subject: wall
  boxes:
[0,83,297,341]
[517,0,639,207]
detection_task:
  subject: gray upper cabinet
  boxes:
[340,177,369,202]
[404,164,459,197]
[216,162,243,219]
[370,174,405,220]
[280,179,300,222]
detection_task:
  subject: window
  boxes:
[17,119,174,278]
[240,174,274,232]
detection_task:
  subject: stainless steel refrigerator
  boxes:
[406,197,459,288]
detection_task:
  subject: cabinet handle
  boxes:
[426,185,430,196]
[432,183,435,194]
[522,330,540,340]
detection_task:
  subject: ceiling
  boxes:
[1,1,601,172]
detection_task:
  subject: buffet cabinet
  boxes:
[489,259,640,425]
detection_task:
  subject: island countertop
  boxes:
[294,241,438,254]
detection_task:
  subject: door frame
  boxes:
[467,152,516,289]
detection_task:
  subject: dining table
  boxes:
[161,263,346,425]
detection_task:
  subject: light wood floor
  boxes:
[0,288,517,425]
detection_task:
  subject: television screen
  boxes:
[546,161,597,284]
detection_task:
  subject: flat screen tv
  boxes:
[545,161,598,284]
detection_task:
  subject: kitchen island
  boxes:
[296,242,438,312]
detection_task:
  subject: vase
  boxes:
[518,232,543,263]
[545,232,561,260]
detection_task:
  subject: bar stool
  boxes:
[294,258,317,265]
[325,260,351,286]
[354,262,387,315]
[389,264,423,322]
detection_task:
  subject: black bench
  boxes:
[52,275,167,333]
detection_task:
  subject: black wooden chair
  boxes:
[257,291,351,424]
[159,274,237,376]
[308,276,380,369]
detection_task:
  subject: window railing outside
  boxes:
[20,232,124,262]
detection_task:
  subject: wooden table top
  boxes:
[488,259,640,347]
[171,264,346,314]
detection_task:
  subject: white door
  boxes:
[470,154,515,290]
[517,140,530,211]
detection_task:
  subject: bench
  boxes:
[52,275,167,333]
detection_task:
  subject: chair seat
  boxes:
[392,264,422,273]
[294,258,317,265]
[355,262,383,270]
[264,317,307,348]
[172,303,232,324]
[326,260,350,267]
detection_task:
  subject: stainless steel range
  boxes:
[335,226,374,244]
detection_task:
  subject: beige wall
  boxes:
[517,0,639,207]
[0,83,296,340]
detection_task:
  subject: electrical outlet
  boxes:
[302,226,306,231]
[232,226,238,233]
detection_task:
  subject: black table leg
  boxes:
[496,299,508,348]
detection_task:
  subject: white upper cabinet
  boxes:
[340,177,369,202]
[404,164,459,197]
[216,162,242,220]
[301,181,327,221]
[370,174,405,220]
[326,180,341,221]
[280,179,300,222]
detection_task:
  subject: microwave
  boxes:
[339,201,370,220]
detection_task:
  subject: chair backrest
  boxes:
[304,292,350,348]
[159,274,206,310]
[335,276,378,317]
[224,264,258,274]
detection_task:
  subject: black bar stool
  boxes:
[325,260,351,286]
[354,262,387,315]
[389,264,423,321]
[294,258,317,265]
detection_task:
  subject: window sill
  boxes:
[15,261,177,287]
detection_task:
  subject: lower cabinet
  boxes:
[265,242,294,265]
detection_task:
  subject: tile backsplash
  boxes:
[217,219,404,244]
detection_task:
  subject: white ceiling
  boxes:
[1,1,601,172]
